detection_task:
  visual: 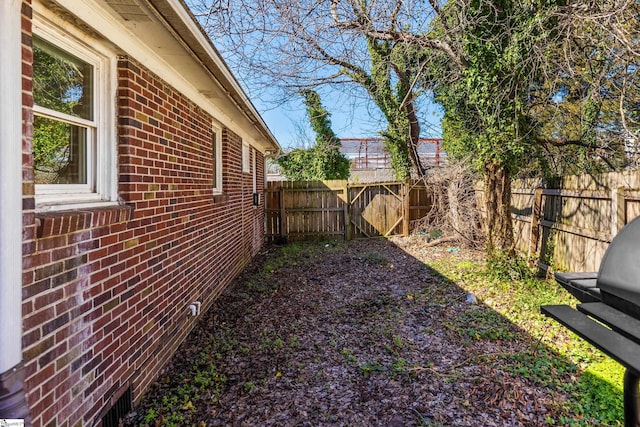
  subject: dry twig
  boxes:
[412,162,484,248]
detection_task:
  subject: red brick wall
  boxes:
[21,12,267,425]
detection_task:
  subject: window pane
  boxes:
[242,142,250,172]
[33,37,93,120]
[212,131,218,188]
[34,115,88,184]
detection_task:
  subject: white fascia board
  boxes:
[158,1,255,113]
[150,0,280,153]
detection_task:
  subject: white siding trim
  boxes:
[242,141,251,173]
[0,0,25,372]
[252,148,257,194]
[212,122,223,195]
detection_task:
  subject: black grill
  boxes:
[555,215,640,317]
[596,217,640,319]
[544,215,640,427]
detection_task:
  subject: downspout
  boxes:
[0,0,31,422]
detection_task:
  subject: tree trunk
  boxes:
[484,162,515,257]
[406,99,426,178]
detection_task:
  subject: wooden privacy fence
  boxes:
[271,171,640,271]
[491,171,640,272]
[265,180,432,241]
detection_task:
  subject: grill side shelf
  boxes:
[541,304,640,376]
[578,302,640,345]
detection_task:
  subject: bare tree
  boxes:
[413,162,484,249]
[327,0,639,258]
[540,0,640,169]
[191,0,639,262]
[190,0,444,179]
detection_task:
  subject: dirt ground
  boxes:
[124,236,571,426]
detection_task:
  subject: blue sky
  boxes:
[252,92,444,150]
[188,5,444,150]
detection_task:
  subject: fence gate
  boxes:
[265,180,429,242]
[348,182,406,238]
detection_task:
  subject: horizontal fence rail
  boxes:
[270,171,640,272]
[480,171,640,273]
[265,180,431,242]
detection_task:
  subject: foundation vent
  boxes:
[101,385,132,427]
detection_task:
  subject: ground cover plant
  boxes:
[124,237,623,426]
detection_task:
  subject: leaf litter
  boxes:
[124,236,574,426]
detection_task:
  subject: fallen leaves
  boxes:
[125,237,575,426]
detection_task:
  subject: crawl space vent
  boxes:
[101,386,132,427]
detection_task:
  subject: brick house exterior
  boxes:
[0,0,279,425]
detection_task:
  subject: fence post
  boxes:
[529,187,543,258]
[615,186,626,235]
[403,181,410,236]
[344,182,351,240]
[279,185,287,240]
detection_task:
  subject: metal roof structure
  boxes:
[340,138,446,170]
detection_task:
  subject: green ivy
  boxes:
[276,90,350,180]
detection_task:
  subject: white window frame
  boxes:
[33,14,117,210]
[212,123,223,194]
[242,140,250,173]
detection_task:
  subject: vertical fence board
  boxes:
[266,180,421,241]
[506,171,640,272]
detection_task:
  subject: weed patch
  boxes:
[431,257,624,425]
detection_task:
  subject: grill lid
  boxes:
[598,215,640,317]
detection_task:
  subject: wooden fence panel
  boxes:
[512,189,535,254]
[508,171,640,273]
[623,190,640,226]
[265,180,430,241]
[265,180,346,242]
[270,171,640,272]
[551,227,609,272]
[265,184,282,241]
[536,190,612,272]
[408,182,431,227]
